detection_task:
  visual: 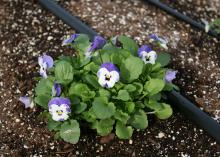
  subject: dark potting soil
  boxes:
[0,0,219,156]
[161,0,220,21]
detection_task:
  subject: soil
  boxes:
[0,0,219,156]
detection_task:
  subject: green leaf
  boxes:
[155,103,173,120]
[69,83,89,97]
[132,82,143,95]
[116,121,133,139]
[144,79,165,95]
[96,118,115,136]
[55,61,73,85]
[114,110,130,124]
[118,35,138,56]
[60,120,80,144]
[81,91,96,102]
[74,102,87,114]
[98,89,111,98]
[81,109,97,123]
[34,95,51,109]
[145,100,163,111]
[156,52,171,67]
[83,74,100,89]
[120,56,144,83]
[125,102,135,113]
[101,43,119,55]
[92,97,116,119]
[116,90,130,101]
[35,78,54,96]
[151,62,161,72]
[111,53,123,66]
[84,62,99,74]
[74,34,90,54]
[48,119,61,131]
[128,109,148,129]
[123,84,136,92]
[102,53,111,63]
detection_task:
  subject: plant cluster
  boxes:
[20,34,178,144]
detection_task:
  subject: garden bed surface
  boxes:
[0,0,219,156]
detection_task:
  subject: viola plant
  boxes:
[20,34,178,144]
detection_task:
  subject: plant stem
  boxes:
[139,92,148,100]
[99,50,104,64]
[146,111,156,115]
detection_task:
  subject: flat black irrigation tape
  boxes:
[147,0,220,40]
[38,0,220,143]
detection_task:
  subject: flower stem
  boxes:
[139,92,148,100]
[146,111,156,115]
[98,50,104,63]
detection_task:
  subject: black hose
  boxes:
[147,0,220,40]
[38,0,220,143]
[38,0,98,39]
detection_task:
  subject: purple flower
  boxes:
[165,70,177,82]
[88,36,106,52]
[137,45,157,64]
[38,54,54,78]
[97,62,120,88]
[52,82,61,97]
[19,96,34,109]
[149,34,168,49]
[48,97,71,121]
[62,34,79,46]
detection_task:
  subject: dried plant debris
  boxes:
[0,0,219,156]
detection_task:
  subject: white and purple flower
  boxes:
[62,34,79,46]
[52,82,61,97]
[138,45,157,64]
[48,97,71,122]
[165,70,177,83]
[149,34,168,50]
[38,54,54,78]
[19,96,34,109]
[97,62,120,88]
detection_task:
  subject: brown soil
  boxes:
[0,0,219,156]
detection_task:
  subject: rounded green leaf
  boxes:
[74,102,87,114]
[116,121,133,139]
[47,119,61,131]
[156,52,171,67]
[129,109,148,129]
[123,84,136,92]
[34,95,51,109]
[35,78,54,96]
[144,79,165,95]
[98,89,111,98]
[125,102,135,113]
[117,90,130,101]
[120,56,144,83]
[92,97,116,119]
[96,118,115,136]
[69,83,89,96]
[118,35,138,56]
[155,103,173,120]
[114,110,130,124]
[55,61,73,85]
[60,120,80,144]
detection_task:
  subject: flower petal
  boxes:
[62,34,79,46]
[88,36,106,52]
[19,96,34,108]
[165,70,177,82]
[42,54,53,69]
